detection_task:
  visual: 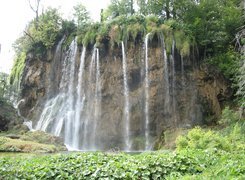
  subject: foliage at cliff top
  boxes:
[78,14,193,57]
[13,0,243,57]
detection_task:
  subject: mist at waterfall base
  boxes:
[27,35,201,152]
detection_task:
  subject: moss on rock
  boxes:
[20,131,66,151]
[0,137,58,153]
[0,130,67,153]
[0,99,23,131]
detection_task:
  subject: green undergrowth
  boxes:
[0,107,244,179]
[0,149,244,179]
[176,107,245,152]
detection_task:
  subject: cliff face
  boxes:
[18,37,232,150]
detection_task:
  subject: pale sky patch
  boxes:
[0,0,110,74]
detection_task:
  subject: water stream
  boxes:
[121,41,131,151]
[90,48,101,149]
[144,33,150,150]
[73,47,86,149]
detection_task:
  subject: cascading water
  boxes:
[73,47,86,148]
[170,40,178,124]
[144,33,150,150]
[90,48,101,149]
[82,47,96,149]
[47,36,65,96]
[62,39,78,147]
[162,36,171,114]
[35,39,79,148]
[16,99,33,131]
[121,41,131,151]
[35,39,76,135]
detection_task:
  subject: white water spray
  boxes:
[90,48,101,149]
[162,37,170,114]
[82,48,96,149]
[121,41,130,151]
[144,33,150,150]
[73,47,86,148]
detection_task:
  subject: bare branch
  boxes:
[28,0,41,29]
[28,0,36,13]
[24,30,35,43]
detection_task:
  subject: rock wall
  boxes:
[18,37,232,150]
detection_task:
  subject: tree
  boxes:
[73,3,91,32]
[16,8,62,51]
[103,0,134,20]
[178,0,243,57]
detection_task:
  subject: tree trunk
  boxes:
[165,0,170,19]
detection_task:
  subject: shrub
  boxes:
[219,106,240,125]
[206,50,240,80]
[176,127,231,151]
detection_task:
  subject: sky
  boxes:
[0,0,110,74]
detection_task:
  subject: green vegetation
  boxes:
[20,131,65,149]
[205,50,240,79]
[0,147,243,179]
[0,131,67,153]
[0,106,244,179]
[0,137,58,153]
[9,52,26,88]
[0,72,8,99]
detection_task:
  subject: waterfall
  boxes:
[30,32,201,152]
[35,39,79,148]
[82,48,96,149]
[144,33,150,150]
[47,36,65,96]
[90,48,101,149]
[16,99,34,131]
[64,39,77,145]
[73,47,86,149]
[171,40,177,125]
[162,37,170,114]
[121,41,130,151]
[15,99,25,117]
